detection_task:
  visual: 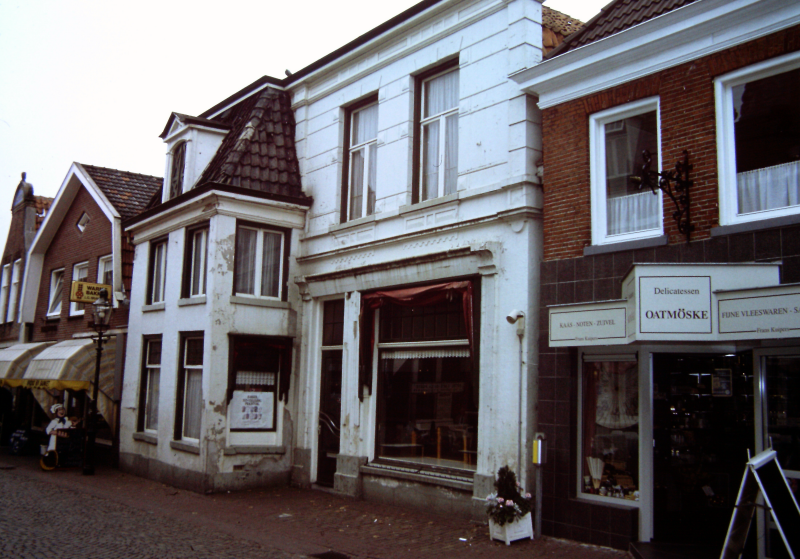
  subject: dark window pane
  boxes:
[185,338,204,366]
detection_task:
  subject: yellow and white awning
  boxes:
[23,337,118,433]
[0,342,54,387]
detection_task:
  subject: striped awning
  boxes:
[0,342,54,387]
[23,337,117,433]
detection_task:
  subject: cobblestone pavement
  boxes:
[0,452,632,559]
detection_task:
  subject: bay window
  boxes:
[344,99,378,221]
[234,224,284,300]
[419,66,459,202]
[590,98,662,245]
[716,52,800,225]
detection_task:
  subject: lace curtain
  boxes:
[607,190,659,236]
[737,160,800,215]
[235,228,257,295]
[422,69,459,200]
[183,369,202,439]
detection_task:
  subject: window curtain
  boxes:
[422,121,440,200]
[424,70,459,117]
[350,150,365,219]
[235,228,257,294]
[607,190,659,235]
[183,369,202,439]
[737,160,800,215]
[359,281,474,401]
[49,273,63,314]
[261,231,281,297]
[145,368,159,430]
[353,104,378,144]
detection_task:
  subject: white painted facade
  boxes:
[120,0,548,510]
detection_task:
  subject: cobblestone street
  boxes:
[0,452,631,559]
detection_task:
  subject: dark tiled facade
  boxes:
[537,222,800,547]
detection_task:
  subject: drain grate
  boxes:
[311,552,350,559]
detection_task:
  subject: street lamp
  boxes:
[83,288,113,476]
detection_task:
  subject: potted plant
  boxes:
[485,465,534,545]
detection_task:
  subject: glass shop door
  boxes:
[652,353,756,556]
[760,354,800,559]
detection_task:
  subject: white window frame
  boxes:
[188,228,208,298]
[346,102,378,221]
[149,240,167,304]
[234,226,284,300]
[69,261,89,316]
[97,255,113,286]
[47,268,65,317]
[8,259,21,324]
[77,212,90,233]
[590,97,663,246]
[420,67,459,201]
[715,50,800,226]
[179,336,204,441]
[0,263,10,323]
[143,338,161,433]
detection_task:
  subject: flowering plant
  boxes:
[485,465,533,526]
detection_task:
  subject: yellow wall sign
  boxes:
[69,281,112,304]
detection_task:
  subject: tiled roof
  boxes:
[546,0,696,58]
[80,164,164,221]
[197,87,311,204]
[34,196,53,231]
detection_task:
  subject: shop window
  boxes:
[234,225,284,300]
[183,226,208,298]
[148,240,167,305]
[47,268,64,317]
[97,255,113,287]
[343,98,378,222]
[169,142,186,200]
[0,263,9,323]
[318,300,344,486]
[367,282,478,472]
[590,98,662,245]
[175,335,203,441]
[8,259,21,323]
[581,357,639,501]
[69,261,89,315]
[415,62,459,203]
[716,52,800,225]
[138,337,161,432]
[228,336,292,432]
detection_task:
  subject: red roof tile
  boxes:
[80,164,164,221]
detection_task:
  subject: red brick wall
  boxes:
[33,187,129,342]
[542,25,800,261]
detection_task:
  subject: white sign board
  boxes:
[639,276,712,334]
[550,304,627,347]
[230,390,274,430]
[718,286,800,339]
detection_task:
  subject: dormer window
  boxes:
[169,142,187,200]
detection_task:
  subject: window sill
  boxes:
[142,303,166,312]
[45,315,61,321]
[229,296,289,309]
[576,494,639,509]
[360,462,474,492]
[133,432,157,445]
[178,296,206,307]
[399,192,459,215]
[329,213,377,233]
[222,445,285,456]
[583,234,668,256]
[712,213,800,237]
[170,440,200,455]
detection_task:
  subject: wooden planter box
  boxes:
[488,512,534,545]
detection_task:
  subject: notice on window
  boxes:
[712,369,732,397]
[230,390,274,430]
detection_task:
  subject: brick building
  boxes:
[0,163,160,452]
[514,0,800,555]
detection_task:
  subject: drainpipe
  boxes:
[506,310,525,471]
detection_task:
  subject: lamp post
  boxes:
[83,288,113,476]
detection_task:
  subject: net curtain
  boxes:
[358,281,474,401]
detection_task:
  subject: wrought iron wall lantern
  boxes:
[630,149,694,243]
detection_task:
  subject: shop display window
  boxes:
[581,358,639,500]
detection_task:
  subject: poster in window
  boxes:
[230,390,274,430]
[712,369,732,397]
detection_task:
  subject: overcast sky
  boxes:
[0,0,607,251]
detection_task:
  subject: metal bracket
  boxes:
[630,149,694,243]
